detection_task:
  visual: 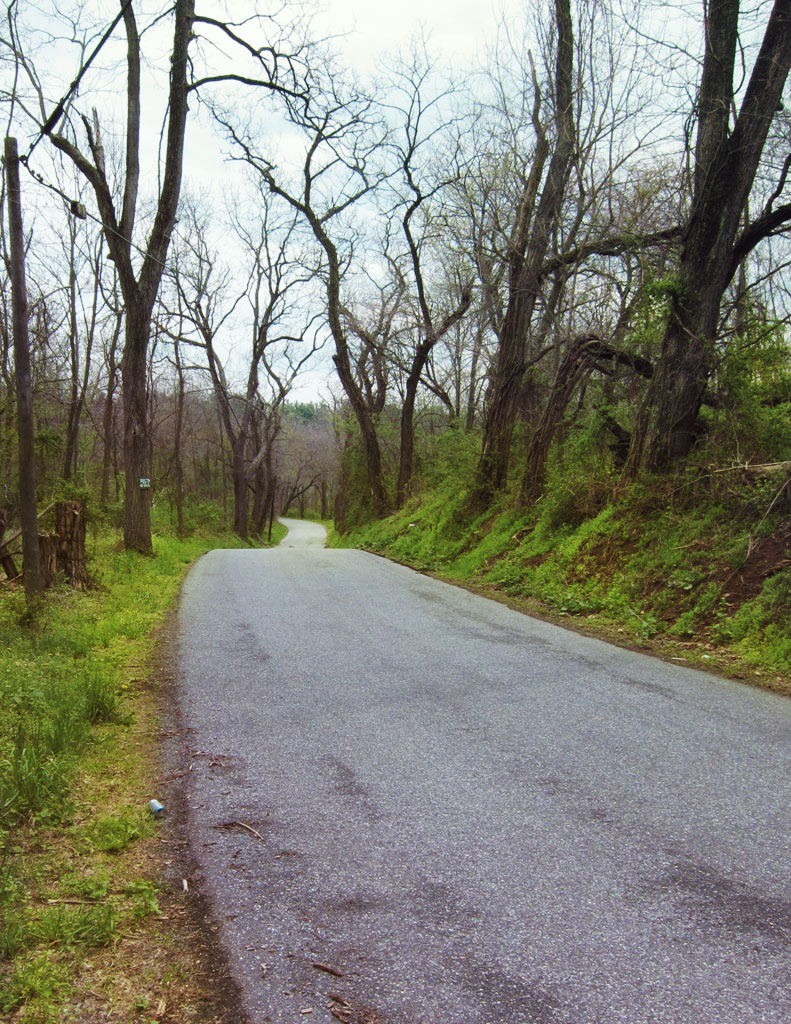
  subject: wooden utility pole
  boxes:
[4,137,42,599]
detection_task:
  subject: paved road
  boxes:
[175,519,791,1024]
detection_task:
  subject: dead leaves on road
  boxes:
[327,992,381,1024]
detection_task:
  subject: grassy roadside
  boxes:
[329,467,791,695]
[1,516,286,1023]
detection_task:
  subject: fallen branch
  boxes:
[41,897,99,906]
[212,820,267,844]
[669,460,791,497]
[1,501,57,548]
[312,961,344,978]
[737,460,791,475]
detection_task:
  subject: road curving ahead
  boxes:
[174,518,791,1024]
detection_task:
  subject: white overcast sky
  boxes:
[313,0,507,71]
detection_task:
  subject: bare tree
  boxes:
[54,206,102,480]
[167,198,321,539]
[98,275,123,508]
[464,0,677,498]
[473,0,577,496]
[31,0,196,551]
[4,136,41,596]
[384,49,474,505]
[214,51,391,513]
[629,0,791,470]
[341,267,403,422]
[10,1,313,548]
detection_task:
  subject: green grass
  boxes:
[0,510,286,1022]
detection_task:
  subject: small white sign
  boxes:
[139,478,151,489]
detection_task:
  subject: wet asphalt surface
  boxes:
[174,518,791,1024]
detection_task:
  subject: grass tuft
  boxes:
[83,666,121,724]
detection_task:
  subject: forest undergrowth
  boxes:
[0,502,285,1023]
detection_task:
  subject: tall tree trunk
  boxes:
[4,137,42,598]
[101,311,122,508]
[62,400,84,480]
[173,338,185,538]
[231,436,249,540]
[62,224,94,481]
[395,294,472,508]
[121,302,153,552]
[396,371,421,508]
[62,257,80,480]
[251,462,267,535]
[50,0,195,552]
[62,400,79,480]
[267,476,277,542]
[478,300,534,492]
[520,337,596,502]
[477,0,576,496]
[332,354,388,514]
[633,0,791,470]
[641,264,729,468]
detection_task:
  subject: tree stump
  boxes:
[38,533,57,588]
[55,501,89,589]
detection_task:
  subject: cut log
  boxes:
[38,533,57,588]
